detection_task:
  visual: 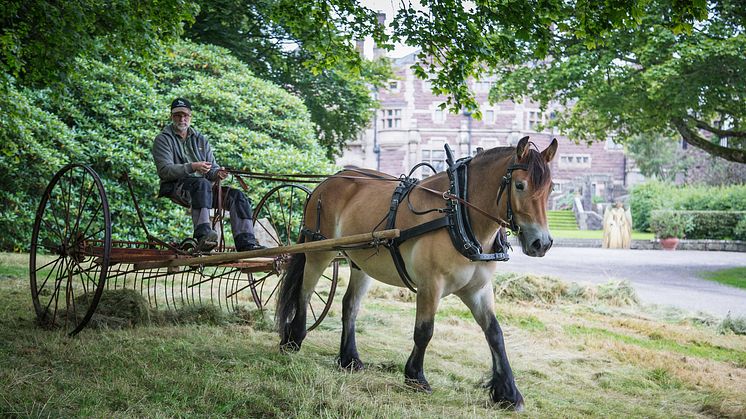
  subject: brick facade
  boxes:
[337,51,639,208]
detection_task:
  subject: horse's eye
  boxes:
[515,181,525,191]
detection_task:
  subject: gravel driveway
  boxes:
[504,247,746,318]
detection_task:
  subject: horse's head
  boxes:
[509,136,558,257]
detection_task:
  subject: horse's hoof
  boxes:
[405,378,432,394]
[338,358,365,372]
[279,341,300,353]
[493,393,524,411]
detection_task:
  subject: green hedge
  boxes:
[683,211,746,240]
[630,181,746,233]
[648,210,746,240]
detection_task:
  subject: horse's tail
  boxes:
[276,250,306,347]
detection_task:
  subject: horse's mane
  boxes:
[474,144,552,198]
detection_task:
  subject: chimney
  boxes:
[373,12,386,59]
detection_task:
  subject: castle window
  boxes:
[527,111,545,131]
[484,110,495,124]
[558,154,592,169]
[421,147,447,177]
[381,108,401,129]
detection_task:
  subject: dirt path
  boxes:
[505,247,746,318]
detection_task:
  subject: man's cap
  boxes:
[170,98,192,114]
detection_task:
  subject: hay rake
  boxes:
[29,163,397,335]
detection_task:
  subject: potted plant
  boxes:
[649,210,692,250]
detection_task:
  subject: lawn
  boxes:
[1,253,745,417]
[551,229,655,240]
[701,267,746,290]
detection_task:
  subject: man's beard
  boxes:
[173,122,189,134]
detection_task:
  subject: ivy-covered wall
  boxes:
[0,41,336,251]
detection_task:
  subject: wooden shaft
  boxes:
[132,229,400,270]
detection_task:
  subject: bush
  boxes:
[734,218,746,241]
[0,41,336,251]
[649,210,693,239]
[630,181,671,231]
[685,211,746,240]
[630,181,746,233]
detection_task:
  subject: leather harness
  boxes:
[386,144,528,292]
[301,144,529,293]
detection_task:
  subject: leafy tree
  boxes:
[184,0,391,156]
[626,134,692,181]
[389,0,706,115]
[0,41,335,251]
[0,0,196,87]
[491,0,746,163]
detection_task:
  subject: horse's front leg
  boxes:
[458,284,524,410]
[404,286,441,393]
[338,266,372,370]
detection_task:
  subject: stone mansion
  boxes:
[337,51,642,209]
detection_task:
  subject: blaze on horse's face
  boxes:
[510,137,558,257]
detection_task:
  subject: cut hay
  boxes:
[495,273,640,307]
[494,273,568,304]
[718,313,746,335]
[71,289,269,330]
[597,281,640,306]
[73,289,151,329]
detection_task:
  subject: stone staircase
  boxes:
[547,210,578,230]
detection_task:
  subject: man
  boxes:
[152,98,264,252]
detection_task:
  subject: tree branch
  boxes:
[694,118,746,138]
[672,118,746,163]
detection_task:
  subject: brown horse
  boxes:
[277,136,557,409]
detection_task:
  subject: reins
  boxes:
[225,168,514,227]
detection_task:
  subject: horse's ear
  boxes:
[542,138,558,163]
[516,136,530,160]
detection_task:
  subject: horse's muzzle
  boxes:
[520,226,553,257]
[529,237,553,257]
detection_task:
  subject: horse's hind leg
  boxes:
[457,284,524,410]
[404,286,441,393]
[278,251,335,351]
[338,265,372,370]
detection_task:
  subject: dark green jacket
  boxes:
[152,124,219,197]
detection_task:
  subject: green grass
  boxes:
[701,267,746,290]
[565,324,746,367]
[551,229,655,240]
[1,254,745,417]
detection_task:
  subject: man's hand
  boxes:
[216,168,229,180]
[191,161,212,174]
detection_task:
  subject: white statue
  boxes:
[603,201,632,249]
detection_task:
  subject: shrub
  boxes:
[630,181,671,231]
[649,210,693,239]
[0,40,336,251]
[734,218,746,241]
[685,211,746,240]
[630,181,746,233]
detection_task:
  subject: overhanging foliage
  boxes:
[492,0,746,163]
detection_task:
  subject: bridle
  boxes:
[494,161,529,234]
